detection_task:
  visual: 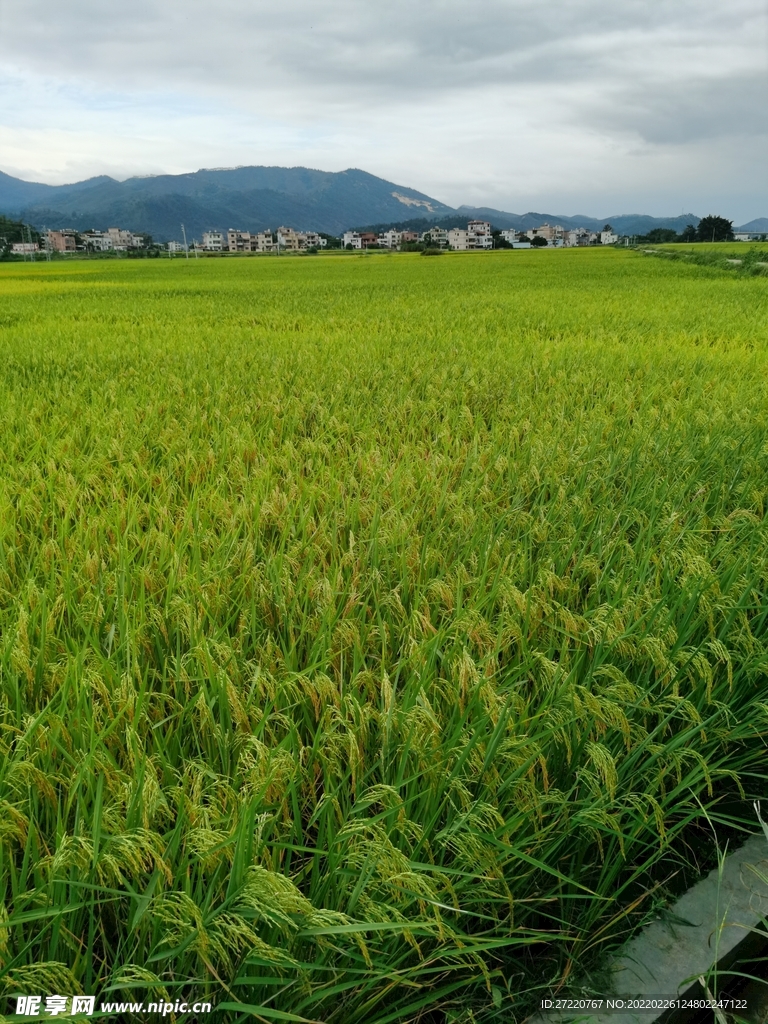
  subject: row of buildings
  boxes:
[81,227,148,251]
[341,221,495,251]
[13,225,327,255]
[10,219,621,257]
[11,227,148,254]
[520,223,619,247]
[341,221,619,250]
[197,228,327,252]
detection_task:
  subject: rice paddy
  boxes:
[0,247,767,1022]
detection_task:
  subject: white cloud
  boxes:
[0,0,765,219]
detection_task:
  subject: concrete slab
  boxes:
[528,834,768,1024]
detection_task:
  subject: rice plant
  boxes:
[0,248,767,1021]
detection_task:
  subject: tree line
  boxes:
[640,216,749,244]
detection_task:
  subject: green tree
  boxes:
[645,228,678,244]
[696,215,733,243]
[680,224,697,243]
[531,236,548,247]
[0,216,41,259]
[0,214,29,244]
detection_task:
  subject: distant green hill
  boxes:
[0,166,453,240]
[736,217,768,233]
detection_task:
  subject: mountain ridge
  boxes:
[0,165,761,240]
[0,166,453,239]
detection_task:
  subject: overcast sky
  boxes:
[1,0,766,220]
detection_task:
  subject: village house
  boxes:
[202,231,223,250]
[301,231,327,248]
[466,220,493,249]
[277,226,301,251]
[105,227,144,250]
[82,230,112,251]
[253,231,275,252]
[529,223,562,245]
[448,228,468,250]
[227,230,252,252]
[420,226,449,248]
[42,229,77,252]
[564,228,591,247]
[378,230,402,249]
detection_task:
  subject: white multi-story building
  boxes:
[500,229,520,245]
[600,231,618,245]
[466,220,493,249]
[448,228,468,250]
[420,226,448,248]
[11,242,39,254]
[342,231,362,249]
[167,240,185,252]
[202,231,224,251]
[82,231,112,251]
[301,231,326,248]
[379,230,402,249]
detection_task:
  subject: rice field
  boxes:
[0,248,767,1022]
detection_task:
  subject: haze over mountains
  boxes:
[0,165,761,241]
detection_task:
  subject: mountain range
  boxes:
[0,165,762,241]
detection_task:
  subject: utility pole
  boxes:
[181,223,189,260]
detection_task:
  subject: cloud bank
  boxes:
[0,0,765,219]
